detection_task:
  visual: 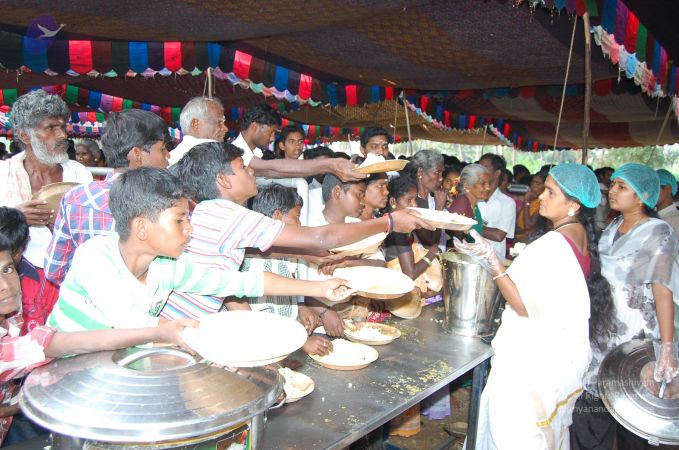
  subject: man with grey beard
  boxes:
[0,90,92,267]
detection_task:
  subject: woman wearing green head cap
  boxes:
[570,163,679,450]
[455,163,615,449]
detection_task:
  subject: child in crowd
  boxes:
[47,167,352,333]
[307,173,390,336]
[0,230,198,446]
[0,207,59,334]
[384,174,442,312]
[241,184,333,356]
[161,142,430,321]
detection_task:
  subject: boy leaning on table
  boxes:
[47,167,353,333]
[0,222,198,446]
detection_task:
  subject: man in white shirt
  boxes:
[168,97,228,165]
[477,153,516,260]
[0,90,92,267]
[234,104,365,182]
[656,169,679,235]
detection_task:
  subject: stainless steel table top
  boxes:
[262,304,493,450]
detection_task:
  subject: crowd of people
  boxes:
[0,90,677,450]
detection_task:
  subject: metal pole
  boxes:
[554,17,578,155]
[403,98,413,156]
[207,68,214,99]
[582,12,592,164]
[466,358,490,450]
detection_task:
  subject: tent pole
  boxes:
[207,68,214,99]
[582,12,592,164]
[647,101,673,164]
[403,98,413,156]
[553,16,578,157]
[393,99,399,148]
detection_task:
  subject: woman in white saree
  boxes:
[457,164,615,450]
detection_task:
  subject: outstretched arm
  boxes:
[44,318,198,357]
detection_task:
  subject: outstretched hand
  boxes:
[156,318,199,353]
[390,209,436,233]
[453,230,502,274]
[332,158,367,182]
[322,278,356,302]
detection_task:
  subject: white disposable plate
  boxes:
[333,266,415,300]
[330,232,387,256]
[344,322,401,346]
[408,207,477,231]
[354,159,408,174]
[309,339,378,371]
[278,368,315,403]
[182,311,307,367]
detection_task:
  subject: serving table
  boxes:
[5,305,492,450]
[263,304,492,449]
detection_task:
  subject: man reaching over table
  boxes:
[169,100,364,182]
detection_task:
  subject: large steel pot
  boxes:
[19,347,283,449]
[598,338,679,446]
[440,252,503,337]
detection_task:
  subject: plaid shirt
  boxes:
[44,172,119,286]
[0,317,54,445]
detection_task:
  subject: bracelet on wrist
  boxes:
[421,256,432,266]
[492,271,508,281]
[385,213,394,234]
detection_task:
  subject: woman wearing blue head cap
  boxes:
[571,163,679,450]
[455,163,615,450]
[656,168,679,235]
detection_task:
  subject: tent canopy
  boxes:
[0,0,676,149]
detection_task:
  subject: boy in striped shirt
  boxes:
[48,168,352,333]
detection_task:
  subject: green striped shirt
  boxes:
[48,234,264,332]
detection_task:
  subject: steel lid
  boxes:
[19,347,283,443]
[598,338,679,445]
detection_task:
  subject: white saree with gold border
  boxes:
[474,231,591,450]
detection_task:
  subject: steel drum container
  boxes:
[19,347,283,449]
[440,252,503,337]
[598,338,679,446]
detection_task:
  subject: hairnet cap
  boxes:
[611,163,660,208]
[549,163,601,208]
[656,169,677,196]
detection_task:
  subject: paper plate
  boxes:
[182,311,307,367]
[309,339,378,371]
[388,291,423,319]
[278,367,315,403]
[330,232,387,257]
[354,159,408,174]
[408,207,477,231]
[32,182,79,214]
[344,322,401,346]
[333,266,415,300]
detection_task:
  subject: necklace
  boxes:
[553,220,579,231]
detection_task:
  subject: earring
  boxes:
[419,175,422,179]
[567,209,575,217]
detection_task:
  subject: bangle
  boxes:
[492,271,508,281]
[421,256,432,266]
[385,213,394,234]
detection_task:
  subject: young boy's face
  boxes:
[0,250,20,316]
[145,198,193,258]
[225,156,258,204]
[336,183,366,218]
[280,205,302,226]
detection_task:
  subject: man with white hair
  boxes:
[168,96,228,165]
[0,90,92,267]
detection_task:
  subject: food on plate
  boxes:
[278,367,314,401]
